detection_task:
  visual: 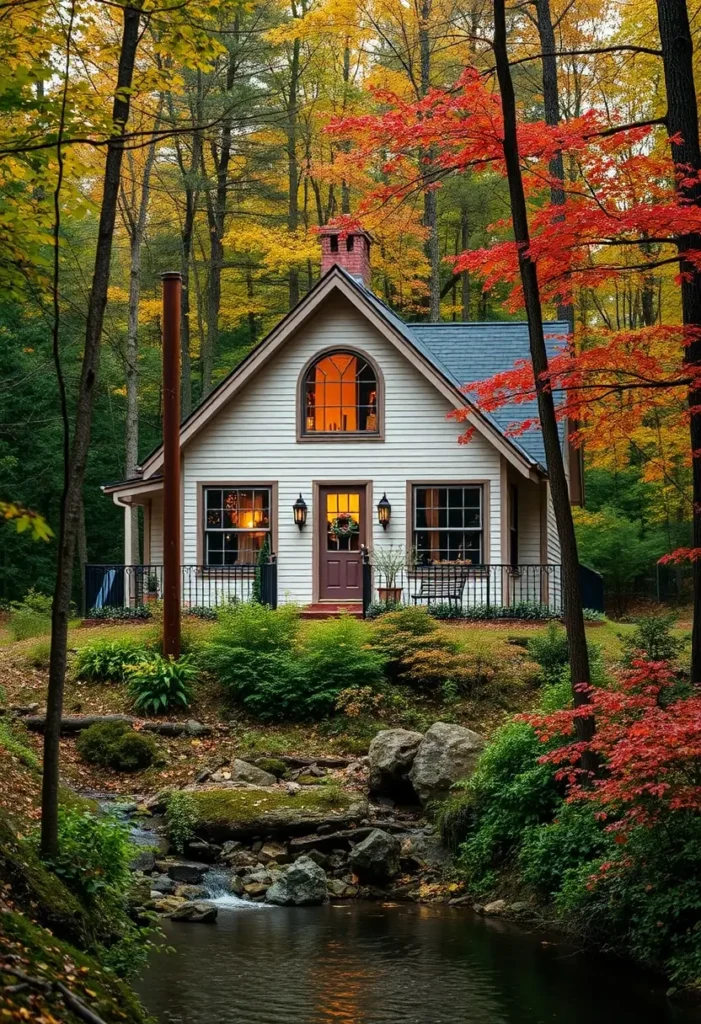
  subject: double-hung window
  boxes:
[413,485,483,564]
[203,487,271,566]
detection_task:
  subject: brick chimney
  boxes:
[319,227,372,288]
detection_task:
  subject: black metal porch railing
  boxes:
[85,560,278,614]
[362,555,563,617]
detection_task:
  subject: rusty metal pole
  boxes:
[162,271,181,659]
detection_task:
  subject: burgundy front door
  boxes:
[318,487,366,601]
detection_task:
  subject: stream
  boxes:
[134,898,698,1024]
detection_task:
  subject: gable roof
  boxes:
[130,267,561,488]
[409,321,569,466]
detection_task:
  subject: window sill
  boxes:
[297,432,384,443]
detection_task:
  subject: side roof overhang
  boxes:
[106,267,544,498]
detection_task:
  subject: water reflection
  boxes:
[136,902,695,1024]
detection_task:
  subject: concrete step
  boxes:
[300,603,363,619]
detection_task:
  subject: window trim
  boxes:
[405,480,491,566]
[196,482,277,571]
[297,346,385,442]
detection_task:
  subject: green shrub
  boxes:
[620,613,688,666]
[26,639,51,669]
[300,615,385,707]
[14,587,53,614]
[76,720,158,772]
[10,609,51,640]
[365,599,403,618]
[0,721,39,769]
[527,622,570,684]
[50,808,133,914]
[165,791,199,853]
[75,637,149,682]
[431,602,556,621]
[86,605,152,621]
[554,813,701,987]
[126,654,195,715]
[184,605,217,620]
[518,801,608,897]
[370,606,457,684]
[452,722,561,893]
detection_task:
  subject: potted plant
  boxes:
[144,572,159,603]
[373,545,407,604]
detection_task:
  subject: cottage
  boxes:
[94,228,581,617]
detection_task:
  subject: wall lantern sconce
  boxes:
[377,493,391,530]
[293,493,308,531]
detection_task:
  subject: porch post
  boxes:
[162,272,182,658]
[123,501,134,607]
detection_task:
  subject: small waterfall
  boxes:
[202,867,273,910]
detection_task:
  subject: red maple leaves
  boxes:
[524,659,701,832]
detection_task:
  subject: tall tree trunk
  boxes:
[420,0,440,321]
[287,24,301,308]
[656,0,701,682]
[493,0,594,745]
[42,0,142,858]
[122,113,160,561]
[534,0,573,329]
[202,36,239,397]
[460,203,469,319]
[341,40,351,215]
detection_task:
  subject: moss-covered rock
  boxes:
[252,757,289,779]
[183,785,368,841]
[0,909,153,1024]
[0,816,91,945]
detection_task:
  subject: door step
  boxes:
[300,603,364,619]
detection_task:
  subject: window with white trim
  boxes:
[413,485,483,564]
[204,487,271,566]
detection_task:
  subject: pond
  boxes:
[135,899,696,1024]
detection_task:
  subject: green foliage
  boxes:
[86,605,153,621]
[527,622,570,684]
[0,720,39,769]
[165,791,199,854]
[448,722,561,893]
[49,809,133,916]
[184,605,218,620]
[552,815,701,986]
[365,599,403,618]
[26,639,51,669]
[13,587,53,614]
[430,601,556,621]
[620,613,688,665]
[9,608,51,640]
[300,614,385,701]
[75,636,149,682]
[574,504,666,613]
[252,533,271,604]
[76,720,158,772]
[518,802,608,896]
[369,606,456,684]
[126,654,195,715]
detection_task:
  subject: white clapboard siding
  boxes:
[149,295,548,605]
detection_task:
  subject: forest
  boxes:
[0,0,693,610]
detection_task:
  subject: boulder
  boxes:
[150,874,177,895]
[167,860,209,884]
[399,833,450,873]
[230,875,245,896]
[169,900,218,923]
[129,849,156,873]
[349,829,401,881]
[243,881,269,898]
[482,899,508,916]
[184,840,221,864]
[153,895,185,914]
[214,760,277,787]
[409,722,485,805]
[258,841,289,865]
[175,884,208,900]
[368,728,424,798]
[266,856,329,906]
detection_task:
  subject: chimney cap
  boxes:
[319,225,374,243]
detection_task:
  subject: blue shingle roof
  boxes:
[408,321,570,466]
[348,270,568,466]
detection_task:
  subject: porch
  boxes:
[81,558,601,618]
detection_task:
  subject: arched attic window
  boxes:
[302,350,380,436]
